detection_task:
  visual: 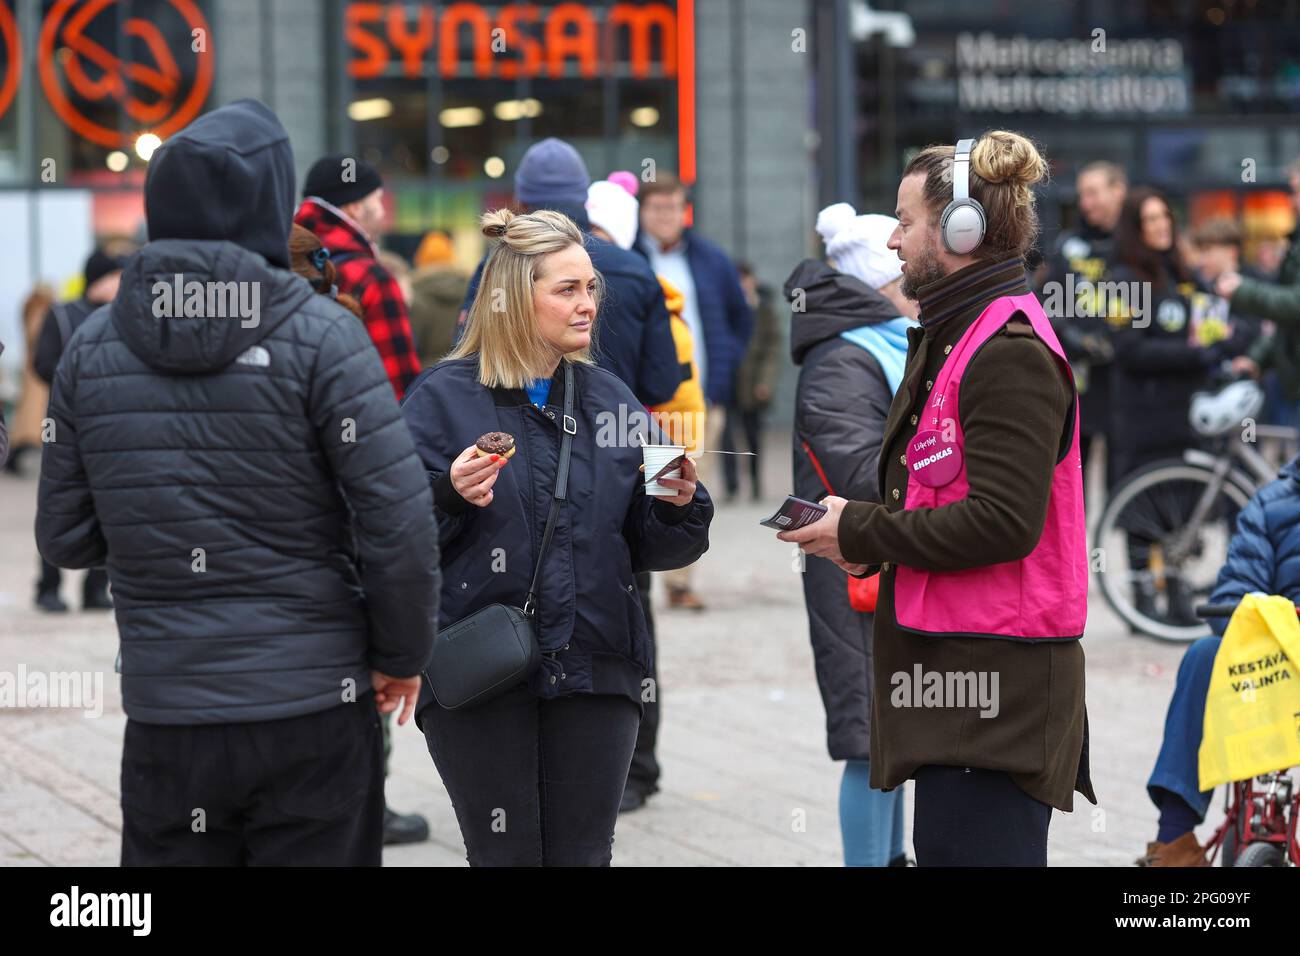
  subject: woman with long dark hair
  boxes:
[1107,188,1246,624]
[1107,187,1216,483]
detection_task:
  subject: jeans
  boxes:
[1147,635,1220,820]
[121,695,384,866]
[912,765,1053,866]
[840,759,905,866]
[420,685,641,866]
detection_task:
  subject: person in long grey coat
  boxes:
[789,205,916,866]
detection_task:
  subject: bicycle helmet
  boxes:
[1189,379,1265,437]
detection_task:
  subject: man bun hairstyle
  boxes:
[903,129,1049,262]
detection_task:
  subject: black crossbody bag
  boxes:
[423,362,577,710]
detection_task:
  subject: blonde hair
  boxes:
[903,129,1049,261]
[449,208,600,388]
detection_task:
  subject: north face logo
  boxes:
[235,345,270,367]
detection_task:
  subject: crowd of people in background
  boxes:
[5,89,1300,868]
[1040,159,1300,626]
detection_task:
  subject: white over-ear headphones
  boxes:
[940,138,986,255]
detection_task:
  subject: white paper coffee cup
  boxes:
[642,443,686,497]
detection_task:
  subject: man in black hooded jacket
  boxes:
[30,247,126,614]
[35,100,439,866]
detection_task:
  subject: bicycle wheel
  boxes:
[1221,815,1239,867]
[1094,459,1254,642]
[1235,842,1286,867]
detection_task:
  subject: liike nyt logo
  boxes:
[50,886,151,936]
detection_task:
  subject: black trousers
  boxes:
[912,765,1053,867]
[121,696,384,866]
[721,403,764,497]
[627,571,660,794]
[37,559,108,600]
[420,685,640,866]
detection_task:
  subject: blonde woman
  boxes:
[400,208,713,866]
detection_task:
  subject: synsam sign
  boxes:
[346,1,678,79]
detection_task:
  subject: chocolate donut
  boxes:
[475,431,516,459]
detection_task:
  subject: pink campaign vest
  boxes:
[893,293,1088,641]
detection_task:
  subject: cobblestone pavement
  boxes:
[0,432,1216,866]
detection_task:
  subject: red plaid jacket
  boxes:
[294,198,420,401]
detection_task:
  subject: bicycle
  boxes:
[1094,375,1299,642]
[1194,602,1299,868]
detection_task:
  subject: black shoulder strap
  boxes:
[523,361,575,617]
[52,304,72,348]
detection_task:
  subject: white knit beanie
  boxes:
[824,211,904,291]
[585,179,639,250]
[815,202,857,246]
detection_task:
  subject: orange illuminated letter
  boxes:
[496,4,541,79]
[609,2,676,78]
[440,2,494,78]
[545,2,597,78]
[346,2,388,79]
[386,3,433,78]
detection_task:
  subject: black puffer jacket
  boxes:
[35,99,439,725]
[1105,257,1250,481]
[788,259,905,761]
[32,298,99,385]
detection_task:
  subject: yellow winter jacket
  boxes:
[649,276,706,453]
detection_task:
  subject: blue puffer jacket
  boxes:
[1207,456,1300,634]
[400,356,713,712]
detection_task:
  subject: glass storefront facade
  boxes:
[849,0,1300,257]
[336,0,684,260]
[0,0,685,259]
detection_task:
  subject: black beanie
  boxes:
[84,249,126,288]
[303,154,383,208]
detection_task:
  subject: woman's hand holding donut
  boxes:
[450,444,507,507]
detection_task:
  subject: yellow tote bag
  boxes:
[1198,593,1300,791]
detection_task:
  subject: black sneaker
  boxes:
[1130,571,1159,632]
[618,787,648,814]
[83,591,114,611]
[35,591,69,613]
[382,807,429,846]
[1165,576,1202,628]
[4,444,32,476]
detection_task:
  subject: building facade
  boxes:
[0,0,813,417]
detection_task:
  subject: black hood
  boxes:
[145,99,294,269]
[785,259,902,364]
[111,239,315,374]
